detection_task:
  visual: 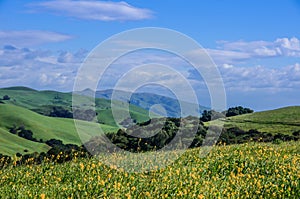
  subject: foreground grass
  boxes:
[0,141,299,198]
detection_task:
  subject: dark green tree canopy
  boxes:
[3,95,10,100]
[224,106,254,117]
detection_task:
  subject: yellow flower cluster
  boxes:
[0,141,299,198]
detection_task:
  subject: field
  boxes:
[209,106,300,135]
[0,141,299,198]
[0,87,299,198]
[0,86,151,127]
[0,86,152,156]
[0,104,118,156]
[0,127,50,157]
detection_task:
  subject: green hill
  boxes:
[0,86,155,156]
[0,86,72,110]
[0,86,151,127]
[220,106,300,134]
[0,127,50,156]
[0,104,118,156]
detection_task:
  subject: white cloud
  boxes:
[57,49,88,63]
[217,40,271,52]
[209,37,300,65]
[0,30,72,47]
[222,64,233,69]
[1,39,299,104]
[205,49,251,64]
[39,73,48,84]
[0,46,85,90]
[28,0,153,21]
[187,61,300,94]
[217,63,300,92]
[253,46,279,57]
[275,37,300,56]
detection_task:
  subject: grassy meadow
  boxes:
[0,141,299,198]
[0,104,118,156]
[209,106,300,135]
[0,87,299,198]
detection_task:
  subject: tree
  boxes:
[3,95,10,100]
[200,110,211,122]
[49,106,73,118]
[200,110,224,122]
[224,106,254,117]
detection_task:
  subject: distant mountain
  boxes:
[93,89,209,118]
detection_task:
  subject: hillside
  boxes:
[0,86,151,127]
[0,104,118,156]
[94,89,208,117]
[0,127,50,156]
[0,141,299,198]
[220,106,300,134]
[1,86,299,156]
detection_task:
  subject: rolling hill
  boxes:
[212,106,300,134]
[0,127,50,156]
[0,86,154,156]
[0,86,151,127]
[1,86,299,156]
[0,104,118,156]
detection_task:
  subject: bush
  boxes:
[2,95,10,100]
[0,153,11,169]
[49,106,73,118]
[224,106,254,117]
[9,125,38,142]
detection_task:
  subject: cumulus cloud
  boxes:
[275,37,300,56]
[57,49,88,63]
[0,44,193,92]
[217,63,300,92]
[28,0,153,21]
[0,45,86,90]
[187,62,300,93]
[1,37,299,104]
[205,49,251,65]
[0,30,72,47]
[208,37,300,65]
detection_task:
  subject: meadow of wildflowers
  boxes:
[0,141,299,198]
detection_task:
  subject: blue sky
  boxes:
[0,0,300,110]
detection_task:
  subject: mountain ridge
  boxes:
[78,88,209,117]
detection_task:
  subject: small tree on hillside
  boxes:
[224,106,254,117]
[200,110,224,122]
[3,95,10,100]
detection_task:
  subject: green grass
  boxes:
[0,87,72,110]
[209,106,300,134]
[96,102,151,127]
[0,104,118,156]
[0,86,151,126]
[0,87,152,156]
[0,141,299,198]
[0,127,50,156]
